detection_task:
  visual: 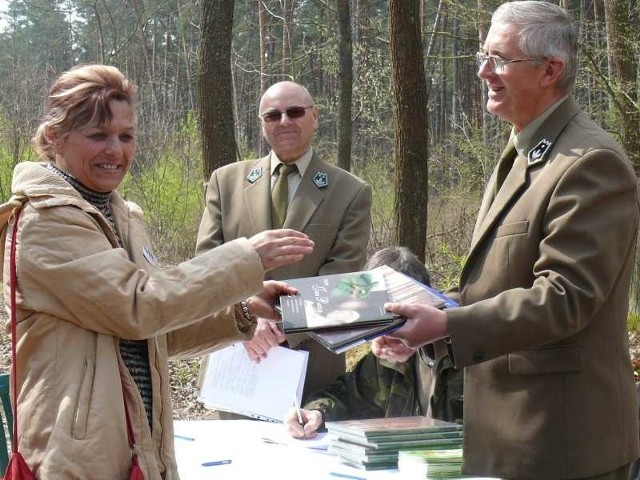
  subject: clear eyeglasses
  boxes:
[476,52,546,74]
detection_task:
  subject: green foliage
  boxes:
[0,111,34,200]
[0,155,14,201]
[353,153,395,255]
[120,153,203,263]
[334,273,379,299]
[119,114,204,263]
[629,310,640,333]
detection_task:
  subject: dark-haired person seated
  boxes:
[284,247,463,439]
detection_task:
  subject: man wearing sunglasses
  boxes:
[373,2,639,479]
[196,81,372,401]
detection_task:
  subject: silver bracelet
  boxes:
[239,300,253,321]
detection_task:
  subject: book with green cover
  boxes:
[327,417,464,472]
[398,448,466,478]
[279,270,399,333]
[327,425,463,448]
[399,448,463,463]
[338,457,399,471]
[329,442,400,463]
[307,265,457,353]
[326,416,463,440]
[329,434,463,452]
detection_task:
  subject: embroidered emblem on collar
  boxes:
[142,245,158,266]
[246,167,263,183]
[528,139,552,166]
[313,172,329,188]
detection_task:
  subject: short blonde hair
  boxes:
[32,64,137,160]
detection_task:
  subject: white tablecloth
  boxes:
[173,419,497,480]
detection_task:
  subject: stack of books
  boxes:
[325,416,463,471]
[397,448,464,478]
[280,265,457,353]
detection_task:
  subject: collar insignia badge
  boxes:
[528,139,552,166]
[142,245,158,266]
[246,167,263,183]
[313,172,329,188]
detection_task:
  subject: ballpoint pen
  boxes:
[329,472,366,480]
[201,460,232,467]
[292,393,306,426]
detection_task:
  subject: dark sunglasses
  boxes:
[260,105,314,123]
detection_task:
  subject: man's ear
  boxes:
[540,58,565,89]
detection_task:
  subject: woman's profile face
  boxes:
[54,99,136,192]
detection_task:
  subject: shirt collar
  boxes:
[513,94,568,156]
[270,147,313,177]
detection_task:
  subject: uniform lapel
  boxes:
[467,97,581,259]
[471,154,528,247]
[283,153,325,230]
[243,155,272,232]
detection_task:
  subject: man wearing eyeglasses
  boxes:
[373,2,639,479]
[196,81,372,400]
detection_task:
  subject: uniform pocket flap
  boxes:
[496,220,529,238]
[508,345,584,375]
[304,223,335,234]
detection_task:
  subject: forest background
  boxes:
[0,0,639,418]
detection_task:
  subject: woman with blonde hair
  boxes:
[0,64,313,479]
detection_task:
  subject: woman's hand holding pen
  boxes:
[284,407,322,439]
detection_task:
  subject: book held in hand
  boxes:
[308,319,406,354]
[279,269,399,333]
[308,265,458,353]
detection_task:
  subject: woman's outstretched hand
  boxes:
[249,229,314,272]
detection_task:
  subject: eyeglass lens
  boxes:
[262,106,309,123]
[476,52,501,72]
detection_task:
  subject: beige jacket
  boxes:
[0,162,263,479]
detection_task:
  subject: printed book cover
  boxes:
[279,270,398,334]
[325,416,463,439]
[309,265,458,352]
[328,429,463,450]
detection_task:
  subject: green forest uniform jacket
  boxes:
[303,350,463,424]
[0,162,263,480]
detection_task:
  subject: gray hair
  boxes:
[492,1,577,93]
[364,246,431,287]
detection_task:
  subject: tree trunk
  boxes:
[258,0,269,155]
[336,0,353,172]
[281,0,296,77]
[388,0,430,262]
[198,0,239,180]
[604,0,640,172]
